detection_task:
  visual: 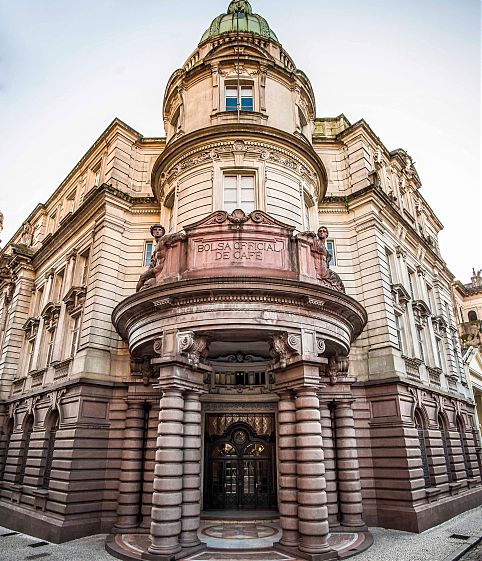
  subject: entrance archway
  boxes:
[204,421,277,510]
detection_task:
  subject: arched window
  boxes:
[414,410,431,487]
[457,417,472,478]
[16,414,34,485]
[438,414,455,483]
[468,310,478,322]
[42,410,59,489]
[0,418,14,480]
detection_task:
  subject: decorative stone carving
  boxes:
[391,283,411,311]
[63,286,87,317]
[395,245,407,259]
[19,222,34,247]
[212,352,266,363]
[161,139,316,185]
[412,300,431,327]
[177,331,209,367]
[136,224,165,292]
[316,337,326,356]
[22,317,40,341]
[403,356,423,379]
[153,338,163,355]
[270,332,301,368]
[302,226,345,293]
[41,302,61,331]
[324,356,348,385]
[427,366,442,386]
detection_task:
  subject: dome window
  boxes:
[225,83,254,112]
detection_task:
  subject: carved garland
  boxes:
[160,139,317,188]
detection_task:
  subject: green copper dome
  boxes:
[200,1,279,45]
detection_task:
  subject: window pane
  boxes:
[241,176,254,188]
[241,97,253,111]
[225,87,238,111]
[144,242,153,267]
[326,241,335,266]
[226,97,238,111]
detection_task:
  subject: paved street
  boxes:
[0,506,481,561]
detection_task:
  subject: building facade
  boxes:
[0,2,480,559]
[453,269,482,434]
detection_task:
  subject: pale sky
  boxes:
[0,0,480,281]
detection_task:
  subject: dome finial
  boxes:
[227,0,253,15]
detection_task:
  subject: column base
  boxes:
[142,543,206,561]
[274,542,338,561]
[338,523,368,533]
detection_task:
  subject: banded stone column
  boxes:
[334,400,365,529]
[114,400,145,530]
[295,388,331,555]
[277,391,299,547]
[180,391,202,548]
[319,399,339,528]
[148,388,184,557]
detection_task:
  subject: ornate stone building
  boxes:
[453,269,482,436]
[0,2,480,559]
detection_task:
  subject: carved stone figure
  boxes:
[136,224,165,292]
[20,221,34,247]
[310,226,345,293]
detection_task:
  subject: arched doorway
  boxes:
[204,422,276,510]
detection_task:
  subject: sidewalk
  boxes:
[0,506,480,561]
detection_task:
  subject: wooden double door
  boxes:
[204,423,276,510]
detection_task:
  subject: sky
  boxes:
[0,0,480,281]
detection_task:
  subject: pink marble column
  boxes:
[180,390,202,548]
[148,388,184,557]
[114,400,145,530]
[277,391,299,547]
[319,398,339,528]
[295,388,331,555]
[334,399,365,529]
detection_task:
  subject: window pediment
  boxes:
[63,286,87,317]
[391,283,411,310]
[41,302,61,331]
[22,316,40,340]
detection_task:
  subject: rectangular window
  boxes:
[27,339,35,372]
[386,250,396,283]
[303,202,311,231]
[408,270,415,299]
[223,174,255,213]
[395,314,405,353]
[70,316,80,358]
[144,242,154,267]
[52,271,65,302]
[80,250,90,286]
[45,330,55,367]
[225,84,253,112]
[427,285,436,313]
[416,325,425,362]
[436,337,445,370]
[326,240,336,266]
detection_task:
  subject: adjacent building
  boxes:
[0,2,480,559]
[453,269,482,435]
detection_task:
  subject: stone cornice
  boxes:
[319,185,448,270]
[152,123,328,202]
[31,184,157,269]
[112,276,367,344]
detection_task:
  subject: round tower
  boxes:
[155,0,325,234]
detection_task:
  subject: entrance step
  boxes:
[201,510,279,523]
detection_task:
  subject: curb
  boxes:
[442,535,482,561]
